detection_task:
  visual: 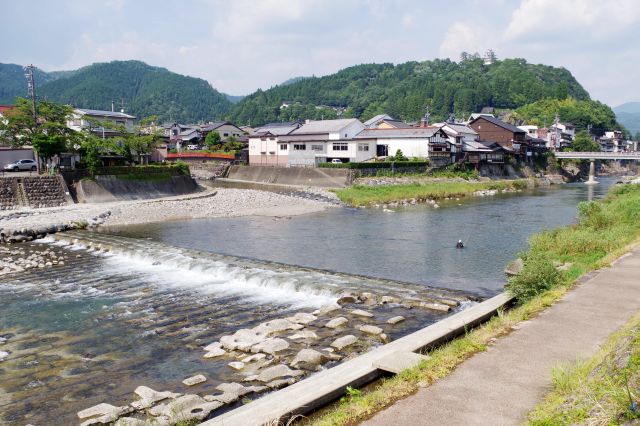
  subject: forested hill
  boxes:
[228,58,591,126]
[37,61,233,123]
[0,63,56,104]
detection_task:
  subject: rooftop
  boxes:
[356,127,442,139]
[363,114,393,127]
[75,108,136,119]
[470,115,525,134]
[292,119,361,135]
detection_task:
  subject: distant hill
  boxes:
[224,94,245,103]
[228,58,591,126]
[0,63,57,104]
[36,61,233,123]
[613,102,640,135]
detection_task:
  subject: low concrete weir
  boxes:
[203,292,513,426]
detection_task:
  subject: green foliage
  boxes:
[505,253,561,303]
[319,161,429,169]
[229,58,590,126]
[514,98,618,135]
[172,161,190,176]
[205,131,222,149]
[0,63,56,104]
[570,130,601,152]
[0,97,79,162]
[393,149,408,161]
[36,60,233,123]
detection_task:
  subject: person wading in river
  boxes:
[456,240,464,249]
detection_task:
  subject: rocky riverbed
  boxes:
[0,187,336,245]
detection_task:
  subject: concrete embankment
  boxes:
[227,165,352,188]
[75,175,198,203]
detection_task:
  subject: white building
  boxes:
[518,125,539,138]
[435,122,479,158]
[355,126,451,164]
[67,108,136,136]
[248,123,301,166]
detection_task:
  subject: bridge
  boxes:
[554,151,640,184]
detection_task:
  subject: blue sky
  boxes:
[2,0,639,106]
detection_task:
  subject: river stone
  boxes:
[350,309,374,318]
[251,337,289,354]
[253,318,303,334]
[228,361,245,370]
[330,335,358,350]
[206,392,240,404]
[325,317,348,329]
[203,341,222,352]
[337,294,357,305]
[256,364,303,383]
[149,395,223,422]
[380,295,400,304]
[288,330,319,340]
[77,403,128,420]
[131,386,180,410]
[387,316,405,325]
[420,302,451,312]
[359,325,384,335]
[242,353,266,363]
[504,258,524,276]
[203,347,227,358]
[0,351,9,361]
[313,305,341,315]
[182,374,207,386]
[216,382,266,396]
[286,312,317,325]
[220,329,268,351]
[114,418,146,426]
[267,378,297,389]
[290,348,328,368]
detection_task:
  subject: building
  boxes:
[435,122,479,161]
[165,124,201,150]
[248,123,301,166]
[199,121,245,141]
[249,119,373,167]
[600,131,629,152]
[67,108,136,137]
[468,115,529,161]
[355,127,451,165]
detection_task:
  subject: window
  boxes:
[332,142,348,151]
[223,133,229,137]
[293,144,306,150]
[280,144,288,150]
[358,144,369,152]
[311,145,323,151]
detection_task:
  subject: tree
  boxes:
[394,149,408,161]
[0,97,78,166]
[570,130,601,152]
[205,131,222,150]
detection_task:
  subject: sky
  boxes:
[2,0,639,107]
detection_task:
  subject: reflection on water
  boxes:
[107,178,618,297]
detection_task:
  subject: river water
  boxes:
[0,177,617,424]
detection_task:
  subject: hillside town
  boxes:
[0,103,637,175]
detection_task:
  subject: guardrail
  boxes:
[555,151,640,160]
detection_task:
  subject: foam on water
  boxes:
[41,236,339,309]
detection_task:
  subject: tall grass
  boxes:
[506,184,640,303]
[334,180,529,206]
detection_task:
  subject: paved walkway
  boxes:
[364,247,640,426]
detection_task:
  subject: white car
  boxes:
[187,144,199,150]
[331,159,343,164]
[4,159,37,171]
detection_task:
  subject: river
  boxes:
[0,177,617,424]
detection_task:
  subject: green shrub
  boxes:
[506,252,561,303]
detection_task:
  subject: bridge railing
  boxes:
[554,151,640,160]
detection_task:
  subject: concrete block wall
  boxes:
[22,177,68,208]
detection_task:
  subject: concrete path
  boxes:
[364,247,640,426]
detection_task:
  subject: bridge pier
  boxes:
[585,159,598,185]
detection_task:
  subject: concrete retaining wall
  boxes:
[227,165,352,188]
[75,175,198,203]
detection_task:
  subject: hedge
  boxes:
[318,161,430,169]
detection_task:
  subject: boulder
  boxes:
[267,378,297,389]
[203,341,222,352]
[288,330,319,340]
[285,312,317,325]
[228,361,245,370]
[330,335,358,350]
[350,309,373,318]
[387,316,405,325]
[148,395,223,423]
[419,302,450,313]
[504,258,524,276]
[251,338,289,355]
[77,403,132,426]
[216,382,266,396]
[114,418,146,426]
[290,348,328,368]
[182,374,207,386]
[220,329,268,351]
[359,325,384,335]
[256,364,303,383]
[325,317,348,329]
[203,347,226,359]
[336,294,357,305]
[253,318,303,334]
[242,353,267,363]
[380,295,400,304]
[130,386,180,410]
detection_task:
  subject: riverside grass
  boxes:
[333,179,529,207]
[527,310,640,425]
[307,183,640,426]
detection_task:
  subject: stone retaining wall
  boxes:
[0,176,70,210]
[0,179,19,210]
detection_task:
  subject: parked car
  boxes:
[330,158,343,164]
[3,159,37,171]
[187,144,199,150]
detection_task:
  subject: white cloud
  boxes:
[439,22,497,59]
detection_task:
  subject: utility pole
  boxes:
[553,113,560,152]
[24,65,37,126]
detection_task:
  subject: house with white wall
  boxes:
[67,108,136,137]
[248,123,301,166]
[355,126,451,164]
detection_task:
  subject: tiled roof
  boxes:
[75,108,136,119]
[292,119,361,134]
[252,124,300,136]
[355,127,442,139]
[470,115,524,134]
[363,114,392,127]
